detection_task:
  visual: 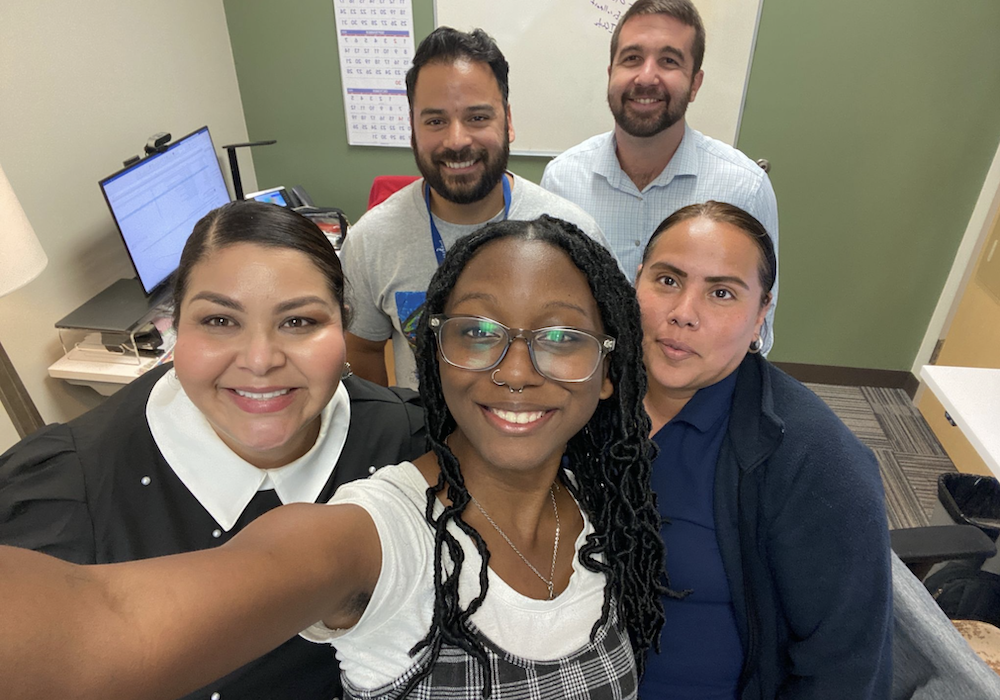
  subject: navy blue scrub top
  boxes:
[641,369,743,700]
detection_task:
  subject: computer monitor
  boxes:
[244,186,292,207]
[100,126,231,294]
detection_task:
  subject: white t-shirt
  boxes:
[302,462,606,690]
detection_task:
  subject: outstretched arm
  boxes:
[0,502,379,700]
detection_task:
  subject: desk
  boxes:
[920,365,1000,478]
[48,277,174,396]
[49,344,162,396]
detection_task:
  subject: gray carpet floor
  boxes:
[807,384,957,530]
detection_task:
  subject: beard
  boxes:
[609,84,691,138]
[415,137,511,206]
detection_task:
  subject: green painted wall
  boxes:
[223,0,545,223]
[737,0,1000,369]
[223,0,1000,371]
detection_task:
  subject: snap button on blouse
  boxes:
[212,529,222,539]
[211,693,221,700]
[140,476,151,486]
[368,465,376,474]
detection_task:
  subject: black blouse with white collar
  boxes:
[0,364,426,700]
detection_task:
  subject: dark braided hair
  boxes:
[407,215,670,696]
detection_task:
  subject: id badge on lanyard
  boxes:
[424,175,512,265]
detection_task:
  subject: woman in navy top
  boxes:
[635,202,893,699]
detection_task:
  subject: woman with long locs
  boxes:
[0,215,672,700]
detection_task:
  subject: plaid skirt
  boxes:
[340,608,636,700]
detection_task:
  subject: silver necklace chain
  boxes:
[470,485,561,600]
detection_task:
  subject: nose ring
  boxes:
[492,369,524,394]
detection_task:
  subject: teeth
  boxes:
[444,160,476,168]
[491,408,546,425]
[633,98,659,104]
[234,388,290,400]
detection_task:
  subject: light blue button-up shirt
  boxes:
[542,125,778,354]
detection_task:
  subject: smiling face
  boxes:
[607,14,703,138]
[439,238,613,478]
[636,216,769,402]
[172,243,346,468]
[411,59,514,205]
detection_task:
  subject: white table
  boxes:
[48,345,162,396]
[921,365,1000,478]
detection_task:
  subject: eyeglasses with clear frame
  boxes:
[429,314,616,383]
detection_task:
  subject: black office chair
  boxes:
[890,524,996,581]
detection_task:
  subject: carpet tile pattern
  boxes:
[806,384,957,529]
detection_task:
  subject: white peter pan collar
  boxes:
[145,369,351,531]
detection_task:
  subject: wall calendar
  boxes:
[334,0,415,147]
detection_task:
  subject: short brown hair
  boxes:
[609,0,706,74]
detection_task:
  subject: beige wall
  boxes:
[0,0,256,452]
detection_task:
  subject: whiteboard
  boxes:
[434,0,762,155]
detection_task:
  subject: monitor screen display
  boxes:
[246,187,289,207]
[100,126,230,294]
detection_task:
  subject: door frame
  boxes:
[912,141,1000,386]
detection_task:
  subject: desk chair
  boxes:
[891,524,996,581]
[891,524,1000,691]
[363,175,420,386]
[891,551,1000,698]
[368,175,420,210]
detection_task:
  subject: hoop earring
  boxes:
[491,369,505,387]
[342,361,353,379]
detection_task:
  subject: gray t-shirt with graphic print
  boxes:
[340,174,611,390]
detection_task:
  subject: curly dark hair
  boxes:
[407,215,671,696]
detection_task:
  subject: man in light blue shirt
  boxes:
[542,0,778,353]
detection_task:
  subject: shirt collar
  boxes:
[670,367,739,433]
[599,124,699,190]
[146,369,351,531]
[653,123,699,185]
[595,131,627,186]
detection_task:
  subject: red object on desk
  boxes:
[368,175,420,210]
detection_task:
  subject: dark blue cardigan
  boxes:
[715,354,893,699]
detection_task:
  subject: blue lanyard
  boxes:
[425,175,512,265]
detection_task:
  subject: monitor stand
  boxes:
[55,278,171,333]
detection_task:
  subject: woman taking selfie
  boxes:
[1,215,667,700]
[0,201,425,700]
[635,201,892,699]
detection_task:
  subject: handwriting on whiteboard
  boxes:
[590,0,632,34]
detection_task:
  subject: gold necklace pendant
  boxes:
[470,485,561,600]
